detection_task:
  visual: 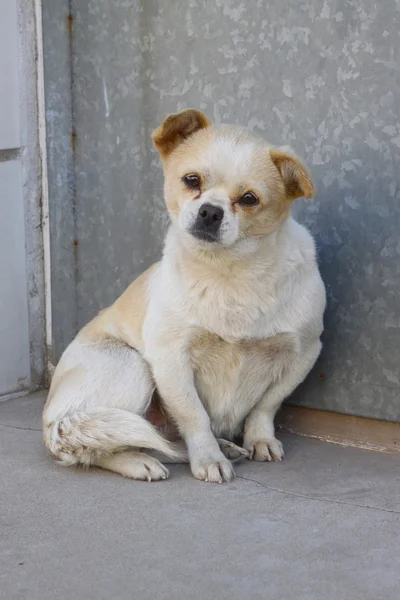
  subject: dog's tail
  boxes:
[43,408,184,466]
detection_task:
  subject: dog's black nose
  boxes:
[190,203,224,242]
[198,203,224,227]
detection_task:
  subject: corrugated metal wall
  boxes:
[44,0,400,421]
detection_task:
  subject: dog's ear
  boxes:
[270,148,315,201]
[152,109,211,158]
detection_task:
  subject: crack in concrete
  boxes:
[0,422,41,431]
[236,475,400,515]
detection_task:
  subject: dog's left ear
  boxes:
[152,109,211,158]
[270,148,315,201]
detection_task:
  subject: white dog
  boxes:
[43,109,326,483]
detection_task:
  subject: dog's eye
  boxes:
[183,174,201,190]
[238,192,259,207]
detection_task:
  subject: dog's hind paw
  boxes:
[95,451,170,481]
[217,439,249,461]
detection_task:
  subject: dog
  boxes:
[43,109,326,483]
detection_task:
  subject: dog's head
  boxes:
[152,109,314,247]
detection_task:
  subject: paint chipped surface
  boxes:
[46,0,400,421]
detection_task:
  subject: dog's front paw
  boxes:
[244,438,284,462]
[190,452,235,483]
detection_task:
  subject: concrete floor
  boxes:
[1,392,399,600]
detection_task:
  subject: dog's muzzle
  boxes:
[190,203,224,242]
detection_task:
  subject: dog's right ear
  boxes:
[152,109,211,158]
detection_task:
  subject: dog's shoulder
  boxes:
[86,262,162,351]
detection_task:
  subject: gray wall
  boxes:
[0,0,46,397]
[44,0,400,422]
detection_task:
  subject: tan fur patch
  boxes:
[270,149,315,200]
[152,109,211,158]
[78,264,158,352]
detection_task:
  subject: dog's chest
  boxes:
[184,274,280,341]
[189,331,277,437]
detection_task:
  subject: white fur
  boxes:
[142,217,325,480]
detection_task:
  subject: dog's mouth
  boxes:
[189,229,220,243]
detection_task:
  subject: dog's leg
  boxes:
[148,341,235,483]
[243,341,321,462]
[94,450,169,481]
[43,339,184,475]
